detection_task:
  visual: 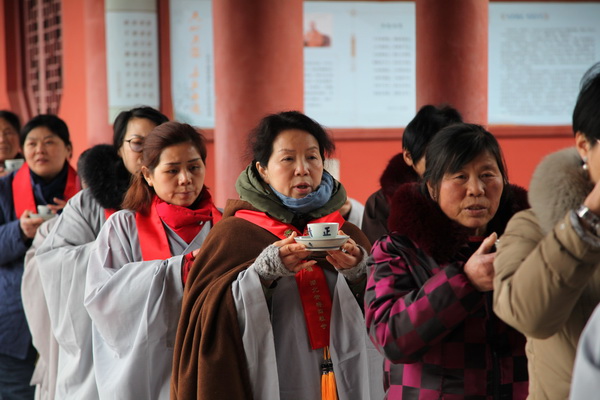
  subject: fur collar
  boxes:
[388,182,529,262]
[379,152,419,201]
[529,147,593,234]
[79,144,131,210]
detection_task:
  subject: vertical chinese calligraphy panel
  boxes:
[169,0,215,128]
[106,3,160,122]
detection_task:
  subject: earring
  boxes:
[583,157,589,171]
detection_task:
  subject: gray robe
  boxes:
[571,304,600,399]
[35,189,105,400]
[22,216,59,400]
[84,209,211,400]
[232,264,385,400]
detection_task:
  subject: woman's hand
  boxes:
[326,230,363,270]
[275,232,316,273]
[463,232,497,292]
[47,197,68,214]
[19,210,44,239]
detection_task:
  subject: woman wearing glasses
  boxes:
[31,107,168,399]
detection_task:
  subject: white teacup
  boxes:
[37,205,52,215]
[307,222,339,238]
[4,158,24,172]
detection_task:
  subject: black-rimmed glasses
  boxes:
[124,138,144,153]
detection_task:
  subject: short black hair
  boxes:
[423,123,508,198]
[249,111,335,167]
[112,106,169,149]
[0,110,21,132]
[76,147,94,188]
[402,104,463,163]
[21,114,71,148]
[573,62,600,142]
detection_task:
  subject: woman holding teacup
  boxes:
[0,114,77,399]
[0,110,23,178]
[171,111,383,399]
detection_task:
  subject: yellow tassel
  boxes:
[327,371,337,400]
[321,347,338,400]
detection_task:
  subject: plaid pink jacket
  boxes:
[365,183,530,399]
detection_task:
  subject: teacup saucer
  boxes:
[294,235,349,250]
[30,213,54,221]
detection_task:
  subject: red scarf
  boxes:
[235,209,345,350]
[234,210,344,239]
[12,163,79,218]
[136,190,222,261]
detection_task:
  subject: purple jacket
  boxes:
[365,183,530,399]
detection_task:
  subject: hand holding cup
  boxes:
[4,159,24,172]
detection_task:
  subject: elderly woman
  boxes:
[365,123,530,399]
[0,110,23,178]
[29,106,167,400]
[84,121,221,400]
[493,62,600,399]
[0,114,77,399]
[171,111,382,399]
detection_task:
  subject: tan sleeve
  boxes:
[493,209,600,339]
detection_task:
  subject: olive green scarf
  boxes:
[235,164,347,224]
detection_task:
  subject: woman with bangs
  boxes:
[365,123,529,399]
[0,114,77,399]
[172,111,383,400]
[84,121,221,400]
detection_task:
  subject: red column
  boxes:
[416,0,488,125]
[212,0,304,207]
[60,0,110,159]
